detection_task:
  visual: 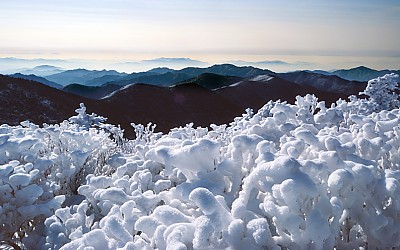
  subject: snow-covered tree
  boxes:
[0,105,119,248]
[68,103,107,130]
[360,73,399,111]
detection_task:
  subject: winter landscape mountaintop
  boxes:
[1,0,400,249]
[1,71,400,249]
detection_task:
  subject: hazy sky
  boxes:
[0,0,399,71]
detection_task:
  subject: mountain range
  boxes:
[7,64,396,92]
[9,73,62,89]
[44,69,127,86]
[21,65,65,76]
[1,64,398,138]
[309,66,400,82]
[58,64,368,100]
[277,71,365,94]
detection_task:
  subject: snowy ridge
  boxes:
[102,83,135,99]
[214,80,244,90]
[216,75,274,90]
[250,74,274,82]
[0,74,400,249]
[214,75,274,90]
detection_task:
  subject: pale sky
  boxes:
[0,0,399,71]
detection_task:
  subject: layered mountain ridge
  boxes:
[2,64,398,138]
[308,66,400,82]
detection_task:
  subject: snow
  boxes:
[216,75,273,90]
[212,81,243,90]
[250,74,274,82]
[9,173,32,188]
[1,74,400,249]
[101,83,134,99]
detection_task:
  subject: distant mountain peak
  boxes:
[11,72,28,76]
[147,67,174,74]
[9,72,62,89]
[351,66,374,71]
[44,68,127,86]
[212,63,240,68]
[329,66,399,82]
[33,65,63,69]
[175,72,243,90]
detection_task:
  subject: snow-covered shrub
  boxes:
[361,73,399,110]
[71,103,127,148]
[347,73,399,114]
[0,105,120,247]
[68,103,107,130]
[3,74,400,249]
[131,122,161,146]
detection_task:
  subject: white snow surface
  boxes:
[102,83,135,99]
[250,74,274,82]
[1,74,400,249]
[217,75,273,90]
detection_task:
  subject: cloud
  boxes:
[228,60,313,71]
[0,57,111,74]
[230,60,293,66]
[0,57,76,65]
[115,57,209,72]
[0,57,68,74]
[0,57,68,65]
[142,57,207,65]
